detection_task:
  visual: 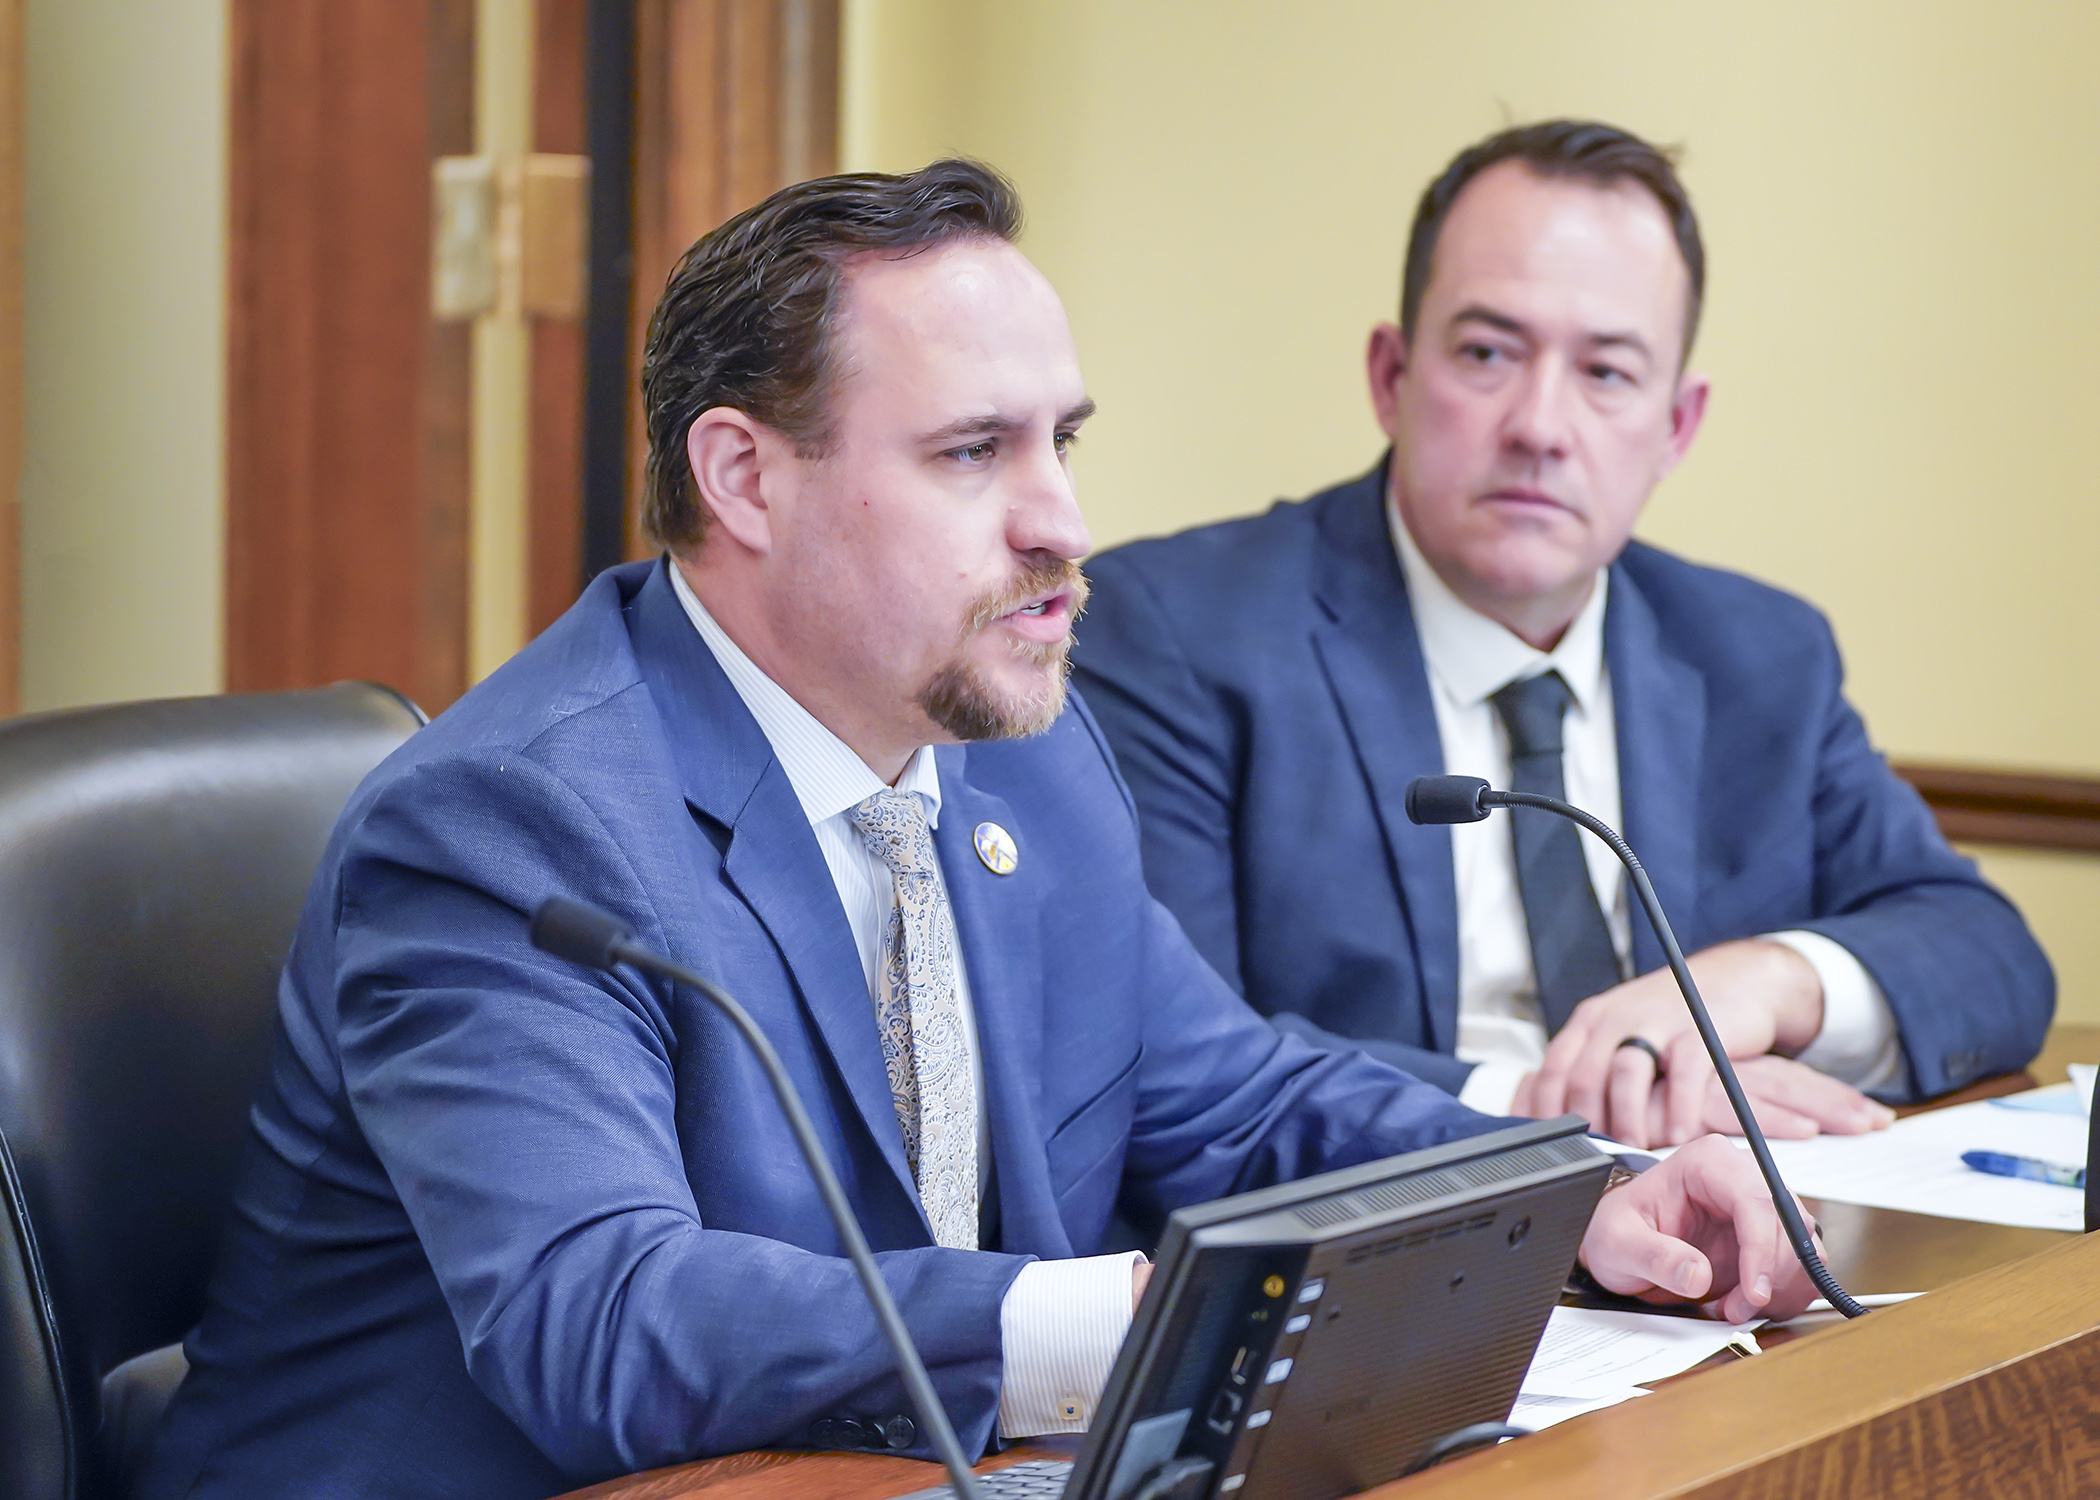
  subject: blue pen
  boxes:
[1961,1149,2086,1190]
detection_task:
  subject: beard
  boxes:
[918,553,1090,742]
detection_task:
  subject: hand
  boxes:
[1576,1135,1819,1324]
[1636,1055,1894,1145]
[1132,1257,1153,1312]
[1516,939,1879,1148]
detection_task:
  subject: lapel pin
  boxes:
[972,821,1018,875]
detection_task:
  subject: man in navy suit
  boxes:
[145,160,1817,1500]
[1073,122,2052,1152]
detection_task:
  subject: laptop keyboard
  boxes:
[893,1457,1075,1500]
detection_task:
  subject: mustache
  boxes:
[962,554,1090,637]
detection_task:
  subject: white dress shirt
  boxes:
[667,566,1137,1438]
[1382,499,1907,1113]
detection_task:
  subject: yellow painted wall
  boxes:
[843,0,2100,1021]
[21,0,226,710]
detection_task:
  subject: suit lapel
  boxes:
[929,751,1067,1257]
[1605,564,1705,976]
[626,562,926,1223]
[1306,472,1461,1052]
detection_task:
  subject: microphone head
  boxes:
[1405,775,1494,825]
[530,896,635,971]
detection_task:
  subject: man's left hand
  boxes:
[1576,1135,1819,1324]
[1518,938,1891,1148]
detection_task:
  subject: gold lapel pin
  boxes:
[973,821,1018,875]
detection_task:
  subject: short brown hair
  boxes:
[639,159,1023,549]
[1401,120,1705,363]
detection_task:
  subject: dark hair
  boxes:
[640,159,1023,549]
[1401,120,1705,363]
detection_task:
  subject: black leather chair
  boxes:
[0,683,425,1500]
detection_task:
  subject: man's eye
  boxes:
[953,441,995,463]
[1588,364,1634,386]
[1459,344,1503,365]
[1054,430,1079,455]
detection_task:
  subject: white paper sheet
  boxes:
[1747,1091,2088,1232]
[1509,1387,1649,1429]
[1519,1306,1759,1399]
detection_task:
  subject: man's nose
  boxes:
[1502,358,1576,462]
[1008,439,1093,561]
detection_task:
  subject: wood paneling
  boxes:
[530,0,588,634]
[1895,761,2100,854]
[225,0,474,714]
[620,0,839,555]
[635,0,839,327]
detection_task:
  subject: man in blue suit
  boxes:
[145,160,1816,1500]
[1073,122,2052,1152]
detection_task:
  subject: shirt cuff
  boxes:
[998,1252,1145,1438]
[1456,1059,1529,1116]
[1764,930,1909,1096]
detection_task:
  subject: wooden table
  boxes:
[559,1026,2100,1500]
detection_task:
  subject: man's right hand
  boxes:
[1577,1135,1819,1324]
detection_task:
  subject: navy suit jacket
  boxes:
[142,558,1496,1500]
[1070,463,2053,1101]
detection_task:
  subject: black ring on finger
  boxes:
[1615,1035,1667,1076]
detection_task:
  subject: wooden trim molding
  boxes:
[1893,762,2100,853]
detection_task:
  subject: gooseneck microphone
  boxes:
[1405,775,1867,1320]
[530,897,989,1499]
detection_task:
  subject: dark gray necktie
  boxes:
[1489,671,1623,1033]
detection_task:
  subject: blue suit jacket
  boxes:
[1070,463,2053,1101]
[142,559,1495,1500]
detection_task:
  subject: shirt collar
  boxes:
[668,561,943,828]
[1385,483,1610,713]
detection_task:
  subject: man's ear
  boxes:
[685,406,781,555]
[1365,322,1411,440]
[1658,373,1712,479]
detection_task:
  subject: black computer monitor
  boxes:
[1064,1115,1608,1500]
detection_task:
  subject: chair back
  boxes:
[0,684,424,1500]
